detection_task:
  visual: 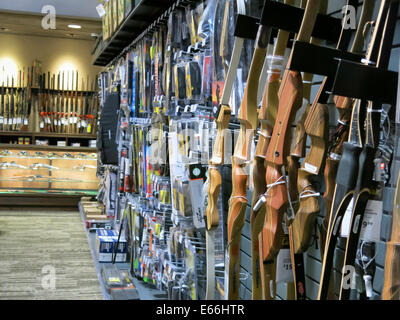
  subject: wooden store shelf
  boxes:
[0,192,96,207]
[0,131,97,139]
[0,143,97,153]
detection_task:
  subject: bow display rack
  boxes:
[90,0,400,301]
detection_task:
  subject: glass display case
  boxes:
[0,146,99,196]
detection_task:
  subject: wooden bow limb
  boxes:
[250,17,292,299]
[319,0,393,300]
[259,0,320,300]
[205,0,246,297]
[226,22,271,300]
[383,171,400,300]
[320,0,375,256]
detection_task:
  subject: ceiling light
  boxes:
[68,24,81,29]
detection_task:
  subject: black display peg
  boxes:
[331,59,398,105]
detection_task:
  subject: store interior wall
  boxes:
[0,33,101,90]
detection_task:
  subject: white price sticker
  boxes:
[96,4,106,17]
[276,249,293,283]
[340,198,354,238]
[360,200,383,242]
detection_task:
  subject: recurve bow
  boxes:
[250,3,292,299]
[226,5,272,300]
[338,0,397,300]
[318,0,392,300]
[320,0,376,255]
[205,0,245,300]
[259,0,320,300]
[289,0,372,300]
[383,168,400,299]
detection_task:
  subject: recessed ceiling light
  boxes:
[68,24,81,29]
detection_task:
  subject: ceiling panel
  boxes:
[0,0,101,19]
[0,11,102,41]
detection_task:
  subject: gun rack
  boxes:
[331,59,398,105]
[0,87,96,96]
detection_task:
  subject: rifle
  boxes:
[250,4,292,299]
[318,0,395,300]
[57,73,61,133]
[66,71,71,133]
[5,76,10,131]
[259,0,320,300]
[204,0,245,300]
[226,6,272,299]
[0,69,4,131]
[74,71,79,133]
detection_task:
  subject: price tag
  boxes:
[40,122,44,128]
[96,4,106,17]
[303,162,318,174]
[87,124,92,133]
[17,118,22,124]
[341,198,354,238]
[276,249,293,283]
[0,117,3,124]
[24,118,28,125]
[360,200,383,242]
[224,249,230,300]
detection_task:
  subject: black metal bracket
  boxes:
[288,41,363,76]
[234,14,259,40]
[331,59,398,105]
[234,1,342,42]
[261,1,342,42]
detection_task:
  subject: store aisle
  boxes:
[0,208,103,300]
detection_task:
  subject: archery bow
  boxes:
[289,0,373,300]
[318,0,393,300]
[204,0,245,300]
[383,169,400,299]
[320,0,376,254]
[338,0,398,300]
[250,2,293,299]
[258,0,320,300]
[226,2,272,300]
